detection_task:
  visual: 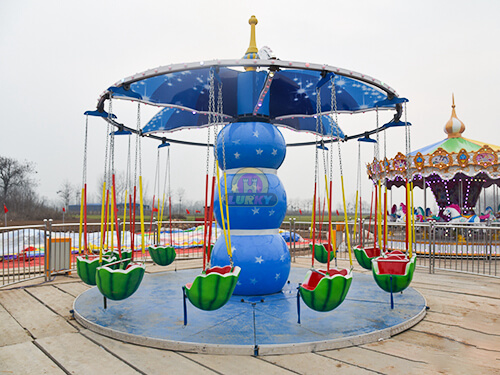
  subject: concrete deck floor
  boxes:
[1,258,499,374]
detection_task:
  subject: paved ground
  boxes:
[1,258,499,374]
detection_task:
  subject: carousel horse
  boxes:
[396,203,407,223]
[443,204,480,223]
[479,206,496,222]
[388,204,399,222]
[415,207,426,222]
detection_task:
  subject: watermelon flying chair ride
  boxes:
[81,16,413,321]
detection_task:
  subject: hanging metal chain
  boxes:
[212,81,223,175]
[405,102,411,180]
[82,115,89,188]
[110,128,115,178]
[329,77,335,185]
[220,82,227,171]
[103,99,111,186]
[154,148,160,199]
[135,103,141,185]
[207,70,215,177]
[331,80,344,179]
[167,147,171,199]
[357,141,362,192]
[375,108,380,161]
[126,133,131,193]
[319,98,329,185]
[162,146,170,200]
[217,81,223,128]
[314,88,321,190]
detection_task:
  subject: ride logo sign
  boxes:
[223,167,277,207]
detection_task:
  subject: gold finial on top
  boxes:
[444,94,465,138]
[246,15,258,55]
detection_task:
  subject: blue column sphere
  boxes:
[216,122,286,170]
[212,121,290,295]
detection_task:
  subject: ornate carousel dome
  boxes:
[367,96,500,215]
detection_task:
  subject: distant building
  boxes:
[68,203,151,214]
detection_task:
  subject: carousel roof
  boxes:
[367,95,500,184]
[410,95,500,155]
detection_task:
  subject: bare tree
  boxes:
[177,187,185,214]
[57,180,74,209]
[0,156,36,202]
[95,171,128,203]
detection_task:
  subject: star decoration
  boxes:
[255,256,264,264]
[269,210,275,216]
[232,185,239,193]
[256,148,263,155]
[252,207,260,215]
[275,273,280,280]
[234,152,240,159]
[280,254,286,262]
[232,139,241,145]
[253,130,259,138]
[237,281,242,286]
[231,246,237,253]
[271,149,278,156]
[250,278,258,285]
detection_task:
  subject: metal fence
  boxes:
[1,218,498,287]
[285,219,499,278]
[0,220,217,287]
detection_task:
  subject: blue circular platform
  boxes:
[73,267,426,355]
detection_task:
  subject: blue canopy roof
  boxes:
[104,61,400,138]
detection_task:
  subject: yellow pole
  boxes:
[159,193,166,244]
[377,180,382,250]
[106,192,111,251]
[223,170,232,257]
[216,161,229,254]
[139,176,145,254]
[110,191,115,251]
[310,192,316,239]
[340,175,353,266]
[410,181,414,258]
[324,175,336,256]
[384,184,388,250]
[353,190,359,244]
[406,180,412,257]
[122,190,128,247]
[99,182,106,262]
[78,187,85,255]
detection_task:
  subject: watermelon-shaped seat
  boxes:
[148,245,176,266]
[103,249,133,269]
[372,251,416,294]
[96,262,145,301]
[299,268,352,312]
[184,265,241,311]
[76,255,117,286]
[310,243,334,264]
[354,245,381,270]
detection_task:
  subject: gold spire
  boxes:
[246,16,258,55]
[444,93,465,138]
[243,16,259,71]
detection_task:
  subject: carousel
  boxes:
[367,95,500,221]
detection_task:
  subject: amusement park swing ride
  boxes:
[73,16,427,355]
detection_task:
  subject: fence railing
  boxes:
[1,218,498,287]
[0,220,218,287]
[284,218,499,278]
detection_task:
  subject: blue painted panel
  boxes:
[210,234,291,295]
[216,122,286,170]
[214,169,287,230]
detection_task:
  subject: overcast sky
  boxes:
[1,0,499,213]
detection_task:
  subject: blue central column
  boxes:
[210,70,291,295]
